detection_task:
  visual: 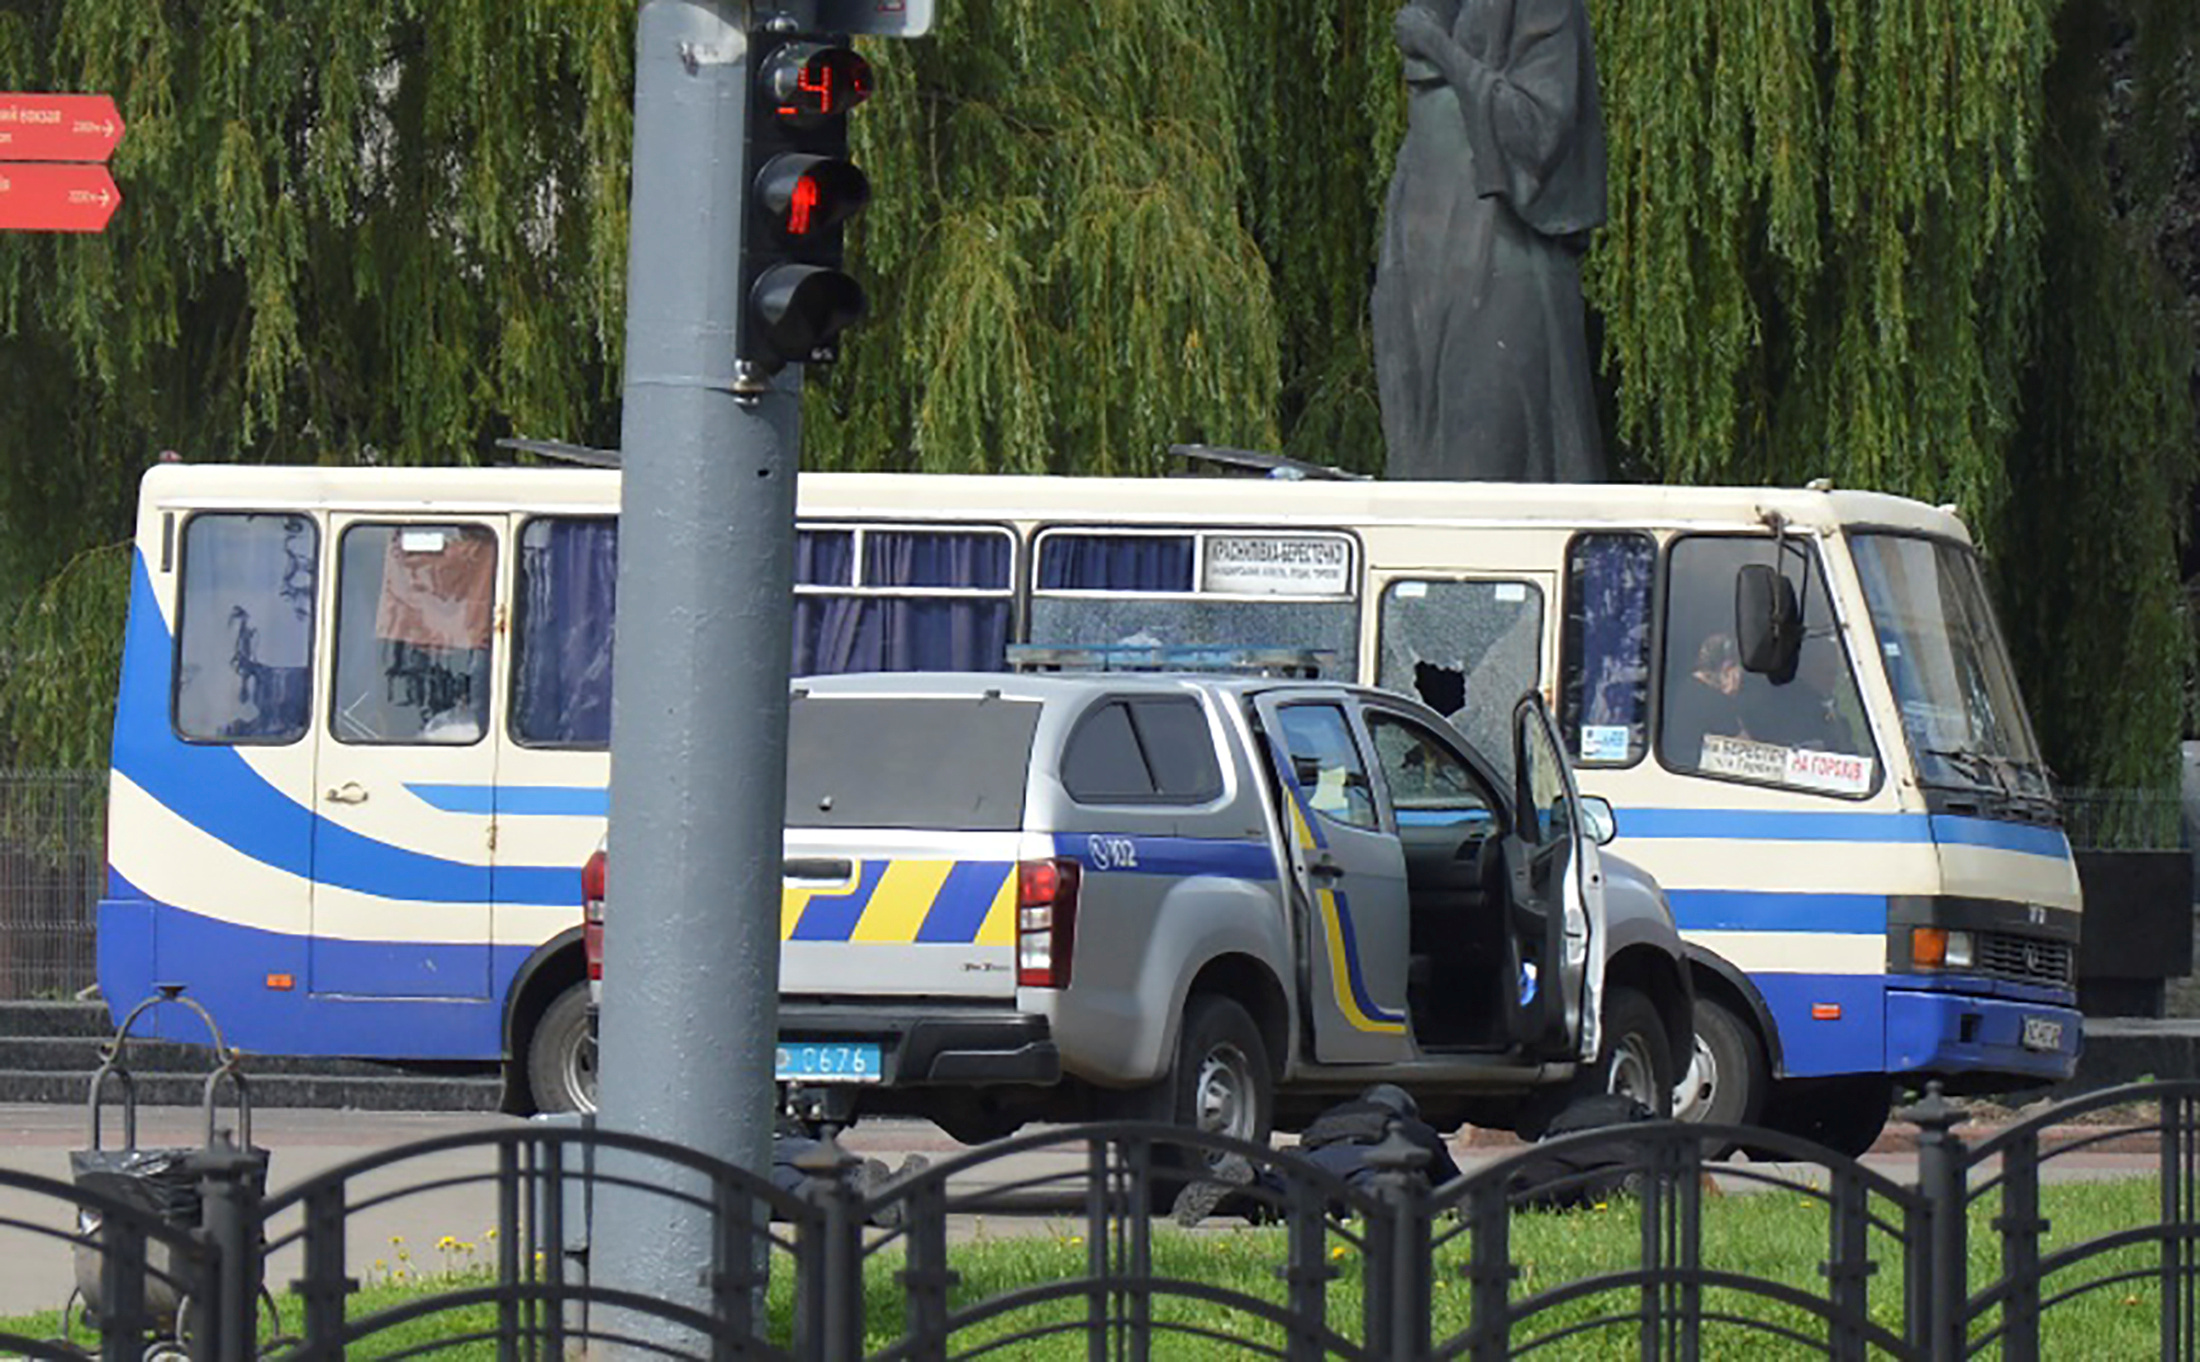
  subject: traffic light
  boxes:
[739,29,873,373]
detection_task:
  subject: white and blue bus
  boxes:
[101,463,2079,1148]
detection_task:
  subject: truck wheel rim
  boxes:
[1606,1033,1657,1109]
[1673,1033,1718,1123]
[1194,1043,1256,1140]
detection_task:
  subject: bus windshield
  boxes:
[1849,533,2051,808]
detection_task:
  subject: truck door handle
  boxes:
[1309,855,1344,882]
[323,782,369,805]
[784,857,854,883]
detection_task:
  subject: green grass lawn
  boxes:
[0,1178,2175,1357]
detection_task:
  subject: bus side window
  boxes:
[513,516,617,747]
[1659,535,1878,796]
[175,513,318,744]
[1374,579,1542,785]
[332,524,496,745]
[792,526,1015,674]
[1559,532,1654,766]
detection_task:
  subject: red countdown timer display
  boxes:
[761,43,873,129]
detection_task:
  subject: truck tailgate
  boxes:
[779,830,1025,998]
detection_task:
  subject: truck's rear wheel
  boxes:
[529,982,598,1115]
[1592,986,1675,1117]
[1170,994,1274,1145]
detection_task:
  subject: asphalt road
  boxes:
[0,1105,2163,1321]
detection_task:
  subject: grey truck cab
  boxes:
[767,668,1692,1143]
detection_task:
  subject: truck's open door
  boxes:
[1503,693,1604,1062]
[1253,694,1416,1066]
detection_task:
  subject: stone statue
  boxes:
[1372,0,1609,482]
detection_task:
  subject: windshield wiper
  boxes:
[1919,746,2002,788]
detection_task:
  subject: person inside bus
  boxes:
[1742,636,1868,755]
[1664,630,1751,766]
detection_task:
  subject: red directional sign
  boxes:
[0,93,125,163]
[0,163,122,233]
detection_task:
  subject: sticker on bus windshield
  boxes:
[1203,535,1352,596]
[1700,734,1875,796]
[1580,725,1631,762]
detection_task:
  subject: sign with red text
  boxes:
[0,163,122,233]
[0,93,125,164]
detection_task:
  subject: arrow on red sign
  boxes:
[0,92,126,164]
[0,163,123,233]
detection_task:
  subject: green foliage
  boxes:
[0,540,127,773]
[1997,0,2198,789]
[805,0,1284,475]
[0,0,635,765]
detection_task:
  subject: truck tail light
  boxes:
[582,849,607,981]
[1017,857,1081,988]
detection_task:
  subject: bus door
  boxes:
[493,515,618,963]
[309,515,508,999]
[1371,572,1555,783]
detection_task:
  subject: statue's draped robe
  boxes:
[1373,0,1608,482]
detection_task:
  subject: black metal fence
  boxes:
[9,1081,2200,1360]
[0,770,103,1001]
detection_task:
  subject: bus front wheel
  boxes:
[529,982,599,1115]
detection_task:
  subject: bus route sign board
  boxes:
[0,92,125,163]
[0,163,122,233]
[813,0,932,36]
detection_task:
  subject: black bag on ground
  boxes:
[1503,1095,1656,1212]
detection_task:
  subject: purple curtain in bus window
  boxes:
[514,519,618,744]
[1037,534,1196,591]
[1576,535,1653,737]
[793,532,1012,674]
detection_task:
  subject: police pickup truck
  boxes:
[586,669,1692,1142]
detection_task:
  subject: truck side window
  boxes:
[1062,697,1222,804]
[1274,704,1379,831]
[1660,535,1879,797]
[174,512,318,744]
[1367,712,1495,833]
[1559,532,1654,766]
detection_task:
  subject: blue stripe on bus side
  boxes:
[1665,890,1889,935]
[96,888,521,1060]
[1617,806,2070,859]
[1753,973,1889,1078]
[113,556,581,908]
[409,784,610,818]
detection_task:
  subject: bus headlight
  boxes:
[1912,927,1975,971]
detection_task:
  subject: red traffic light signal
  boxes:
[738,33,873,372]
[754,153,869,238]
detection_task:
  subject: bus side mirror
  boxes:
[1735,564,1801,680]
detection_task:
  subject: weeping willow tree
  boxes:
[0,0,634,765]
[1,0,2192,786]
[804,0,1282,474]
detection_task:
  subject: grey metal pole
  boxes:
[593,0,799,1342]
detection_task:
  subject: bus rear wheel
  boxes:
[529,982,598,1115]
